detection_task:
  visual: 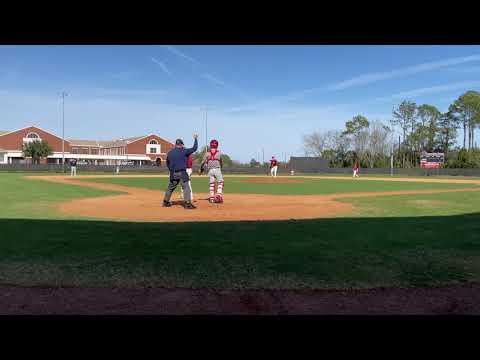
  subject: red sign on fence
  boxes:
[420,153,444,169]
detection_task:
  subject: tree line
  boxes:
[303,90,480,168]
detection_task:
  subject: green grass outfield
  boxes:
[0,173,120,219]
[80,175,479,196]
[1,172,480,289]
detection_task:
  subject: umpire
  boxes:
[163,134,198,209]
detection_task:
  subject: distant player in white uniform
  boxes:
[270,156,278,177]
[353,160,360,178]
[201,139,224,203]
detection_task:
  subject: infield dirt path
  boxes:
[29,175,480,222]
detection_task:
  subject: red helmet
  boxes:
[210,139,219,149]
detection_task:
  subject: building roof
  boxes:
[68,139,131,147]
[68,139,109,147]
[0,126,173,148]
[68,135,160,148]
[124,136,144,143]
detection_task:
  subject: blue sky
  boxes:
[1,45,480,162]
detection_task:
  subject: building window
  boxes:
[150,148,157,154]
[26,132,40,139]
[149,139,158,145]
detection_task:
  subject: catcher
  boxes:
[199,139,224,203]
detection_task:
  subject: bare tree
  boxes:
[303,130,347,157]
[303,132,328,157]
[355,121,393,168]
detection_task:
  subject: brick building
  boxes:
[0,126,175,166]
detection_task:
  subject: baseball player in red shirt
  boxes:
[180,153,194,201]
[353,160,360,178]
[201,139,224,203]
[270,156,278,177]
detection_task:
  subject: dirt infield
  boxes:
[32,176,353,222]
[29,175,480,222]
[2,283,480,314]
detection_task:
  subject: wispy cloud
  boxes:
[448,66,480,73]
[329,54,480,91]
[227,54,480,113]
[376,80,480,101]
[163,45,201,66]
[151,57,172,76]
[162,46,249,100]
[225,88,323,114]
[201,73,226,87]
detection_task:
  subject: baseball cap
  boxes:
[175,139,184,146]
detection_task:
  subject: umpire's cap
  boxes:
[175,139,184,146]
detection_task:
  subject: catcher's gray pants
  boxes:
[208,168,224,197]
[164,170,191,203]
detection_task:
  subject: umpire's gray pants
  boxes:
[164,170,191,203]
[180,168,193,200]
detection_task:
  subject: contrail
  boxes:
[151,57,172,76]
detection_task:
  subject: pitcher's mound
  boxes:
[59,192,352,222]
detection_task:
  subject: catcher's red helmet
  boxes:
[210,139,219,149]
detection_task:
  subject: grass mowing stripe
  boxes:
[1,214,480,289]
[78,176,479,195]
[0,173,120,219]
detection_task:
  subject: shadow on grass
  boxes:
[1,214,480,289]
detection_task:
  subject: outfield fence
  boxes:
[2,163,480,176]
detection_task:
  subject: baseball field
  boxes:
[2,172,480,314]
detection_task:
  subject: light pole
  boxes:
[390,144,394,177]
[203,106,209,154]
[200,105,213,169]
[61,91,68,173]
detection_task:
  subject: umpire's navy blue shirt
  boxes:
[166,138,198,173]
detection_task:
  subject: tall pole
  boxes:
[390,144,394,177]
[61,92,68,173]
[398,135,401,168]
[203,106,208,155]
[205,107,208,151]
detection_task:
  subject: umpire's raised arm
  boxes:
[185,134,199,156]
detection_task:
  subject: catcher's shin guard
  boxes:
[209,181,215,202]
[214,180,224,203]
[217,180,224,194]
